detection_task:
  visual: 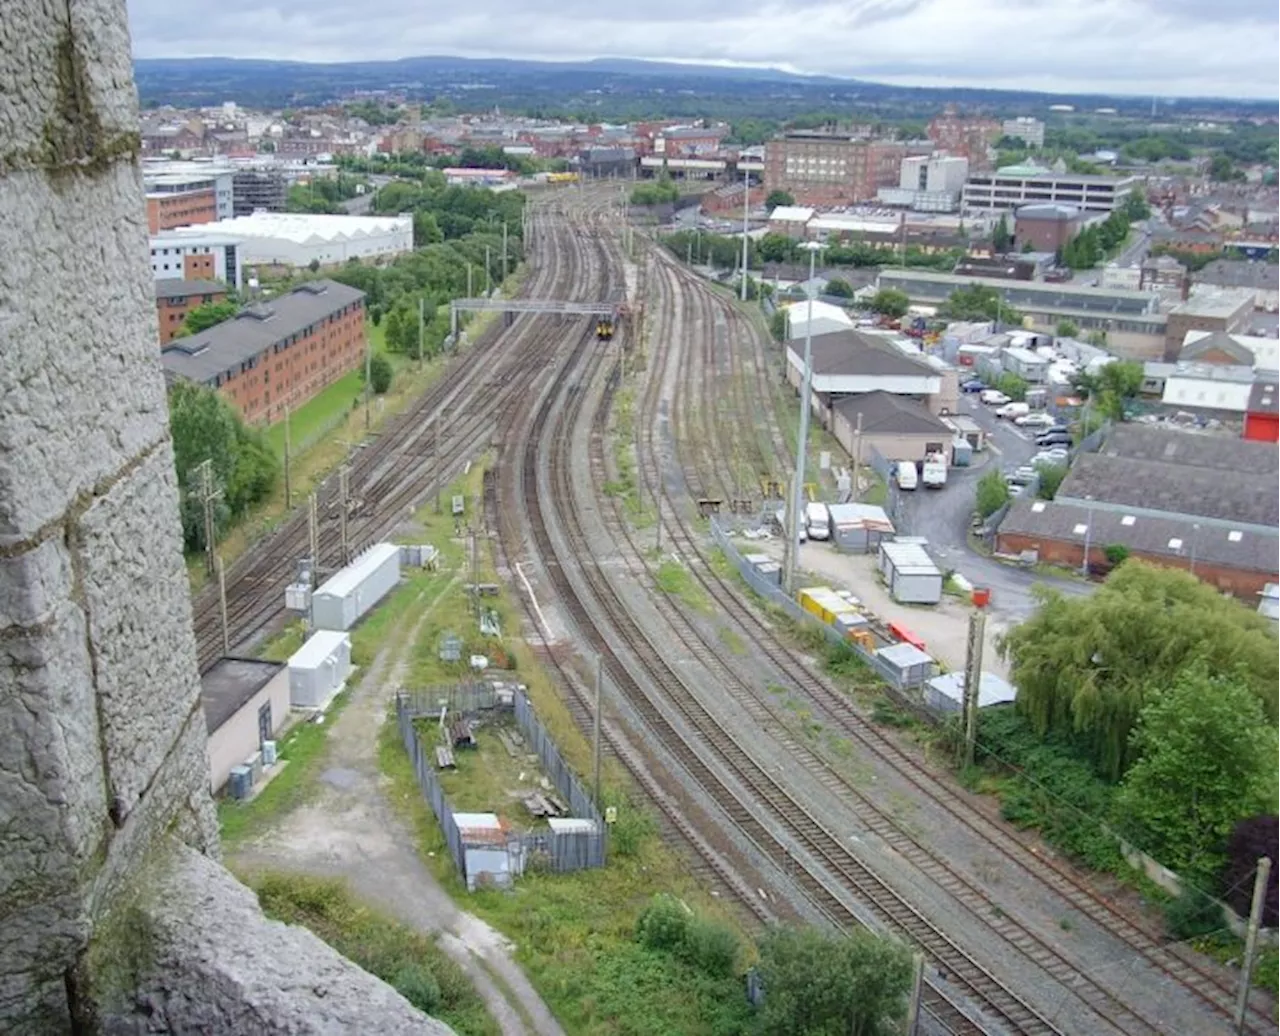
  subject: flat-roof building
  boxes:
[764,133,906,208]
[963,166,1139,215]
[154,278,228,345]
[1164,290,1255,361]
[150,231,243,289]
[163,212,413,269]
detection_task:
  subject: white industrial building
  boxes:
[149,230,244,289]
[878,155,969,211]
[1160,363,1258,415]
[287,630,352,709]
[311,542,402,631]
[165,212,413,268]
[783,299,856,340]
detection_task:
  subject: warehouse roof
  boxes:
[1100,424,1279,473]
[1192,260,1280,291]
[288,629,350,670]
[161,279,365,385]
[1169,290,1256,319]
[999,498,1278,574]
[153,278,227,300]
[768,205,815,223]
[1181,330,1279,372]
[1249,379,1279,415]
[314,542,400,599]
[830,391,952,437]
[788,330,936,379]
[200,657,284,735]
[165,211,410,245]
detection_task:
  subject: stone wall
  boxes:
[0,4,454,1033]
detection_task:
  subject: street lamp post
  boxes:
[1080,495,1094,577]
[784,241,824,593]
[1190,523,1200,575]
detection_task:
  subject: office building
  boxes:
[764,133,906,207]
[963,165,1139,215]
[232,169,288,216]
[149,231,243,290]
[154,279,229,345]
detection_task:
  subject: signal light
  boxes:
[596,319,614,341]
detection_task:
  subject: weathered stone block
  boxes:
[101,844,456,1036]
[74,444,204,816]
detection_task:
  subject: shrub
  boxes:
[678,917,741,978]
[1103,543,1130,567]
[635,894,689,951]
[392,963,442,1014]
[1164,885,1224,942]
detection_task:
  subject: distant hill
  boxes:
[132,54,1275,120]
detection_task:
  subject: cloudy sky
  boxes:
[127,0,1279,100]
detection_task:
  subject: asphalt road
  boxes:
[892,394,1093,623]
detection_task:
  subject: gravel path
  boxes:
[230,588,565,1036]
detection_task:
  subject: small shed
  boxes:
[878,540,943,604]
[200,658,290,794]
[924,671,1018,715]
[827,503,894,553]
[1002,346,1049,383]
[874,642,937,689]
[455,812,517,891]
[311,542,401,631]
[287,629,352,708]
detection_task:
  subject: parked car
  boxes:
[980,389,1011,406]
[996,402,1030,420]
[1033,449,1069,466]
[1015,412,1057,428]
[961,378,988,393]
[1035,431,1073,448]
[1007,466,1039,486]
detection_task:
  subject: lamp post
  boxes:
[784,240,824,594]
[1080,494,1094,577]
[1190,523,1200,575]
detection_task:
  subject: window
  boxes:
[1072,523,1088,535]
[1168,538,1183,550]
[1121,515,1136,526]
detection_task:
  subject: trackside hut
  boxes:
[311,542,401,631]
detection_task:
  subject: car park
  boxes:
[1014,412,1057,428]
[980,389,1011,406]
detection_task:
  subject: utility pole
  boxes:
[905,953,925,1036]
[784,243,821,594]
[850,412,864,502]
[216,556,230,658]
[1235,856,1273,1034]
[363,334,372,430]
[307,492,319,575]
[501,221,509,282]
[433,417,441,514]
[338,465,350,566]
[485,245,492,296]
[960,595,988,770]
[283,403,292,510]
[193,460,222,576]
[417,296,425,366]
[592,654,603,807]
[739,170,751,302]
[466,262,473,299]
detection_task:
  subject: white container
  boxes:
[288,630,352,708]
[311,542,401,631]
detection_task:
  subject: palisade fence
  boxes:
[709,518,934,703]
[395,685,606,889]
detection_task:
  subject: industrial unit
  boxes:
[287,629,352,708]
[877,540,944,604]
[311,542,402,631]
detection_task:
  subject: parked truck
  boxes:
[922,452,948,489]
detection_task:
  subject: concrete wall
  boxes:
[206,669,290,793]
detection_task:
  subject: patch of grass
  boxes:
[263,368,364,459]
[218,689,351,847]
[259,619,307,663]
[251,871,498,1036]
[429,715,554,819]
[655,560,713,614]
[717,626,747,656]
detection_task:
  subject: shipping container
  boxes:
[797,586,861,627]
[288,629,352,708]
[879,540,943,605]
[311,542,401,631]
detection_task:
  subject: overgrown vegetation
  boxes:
[176,298,238,337]
[252,872,497,1035]
[1033,461,1067,500]
[631,175,680,206]
[937,283,1023,325]
[975,469,1010,518]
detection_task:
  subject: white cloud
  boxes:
[126,0,1280,99]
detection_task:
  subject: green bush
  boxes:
[393,963,442,1014]
[635,894,690,951]
[1103,543,1130,566]
[678,918,741,978]
[976,469,1011,518]
[1164,885,1224,942]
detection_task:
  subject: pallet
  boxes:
[435,745,456,770]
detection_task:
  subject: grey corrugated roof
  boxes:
[830,391,952,437]
[999,498,1278,574]
[789,330,935,379]
[153,278,227,300]
[1100,424,1278,473]
[162,279,365,386]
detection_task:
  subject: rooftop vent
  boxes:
[1168,538,1183,550]
[295,282,328,295]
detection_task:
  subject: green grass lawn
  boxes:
[264,367,364,459]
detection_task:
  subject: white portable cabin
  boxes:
[287,629,352,708]
[925,671,1017,715]
[878,540,943,605]
[311,542,401,631]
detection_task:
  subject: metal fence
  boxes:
[710,518,933,696]
[395,684,606,889]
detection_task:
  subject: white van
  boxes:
[895,462,918,491]
[805,501,831,541]
[996,401,1030,420]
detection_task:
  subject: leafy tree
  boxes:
[975,469,1011,518]
[1119,189,1151,222]
[824,277,854,299]
[765,190,795,211]
[753,926,912,1036]
[868,288,909,319]
[938,284,1022,325]
[757,232,798,264]
[167,381,278,553]
[307,258,321,273]
[413,210,443,247]
[1000,563,1279,779]
[1056,320,1079,339]
[630,176,679,206]
[993,371,1028,401]
[180,299,238,337]
[769,308,788,342]
[1222,816,1278,927]
[993,214,1012,254]
[1102,543,1130,567]
[367,353,394,395]
[1114,666,1277,885]
[1033,461,1067,500]
[1208,154,1245,183]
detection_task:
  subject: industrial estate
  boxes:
[2,15,1278,1036]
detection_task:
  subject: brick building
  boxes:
[154,279,228,345]
[145,187,218,233]
[996,425,1278,598]
[1163,290,1255,360]
[161,280,366,425]
[700,181,761,216]
[764,133,905,207]
[1013,203,1080,253]
[927,108,1001,172]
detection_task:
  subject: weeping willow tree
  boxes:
[998,562,1278,780]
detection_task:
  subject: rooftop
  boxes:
[787,330,937,379]
[1015,203,1080,221]
[200,657,284,735]
[1182,330,1279,372]
[1169,290,1257,319]
[1192,260,1280,291]
[164,212,410,245]
[1101,423,1279,472]
[161,279,365,385]
[768,206,815,223]
[879,268,1157,303]
[288,629,350,670]
[314,542,400,600]
[153,278,227,300]
[829,391,952,437]
[1248,379,1279,415]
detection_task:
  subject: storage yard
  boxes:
[193,185,1274,1036]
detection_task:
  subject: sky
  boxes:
[126,0,1280,101]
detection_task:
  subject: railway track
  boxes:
[635,238,1271,1035]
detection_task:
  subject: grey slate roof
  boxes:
[1192,259,1280,291]
[162,279,365,386]
[200,657,283,735]
[154,278,227,300]
[789,330,935,379]
[1178,330,1256,365]
[1100,424,1278,473]
[999,498,1277,575]
[830,391,952,437]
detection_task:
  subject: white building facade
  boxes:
[165,212,414,269]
